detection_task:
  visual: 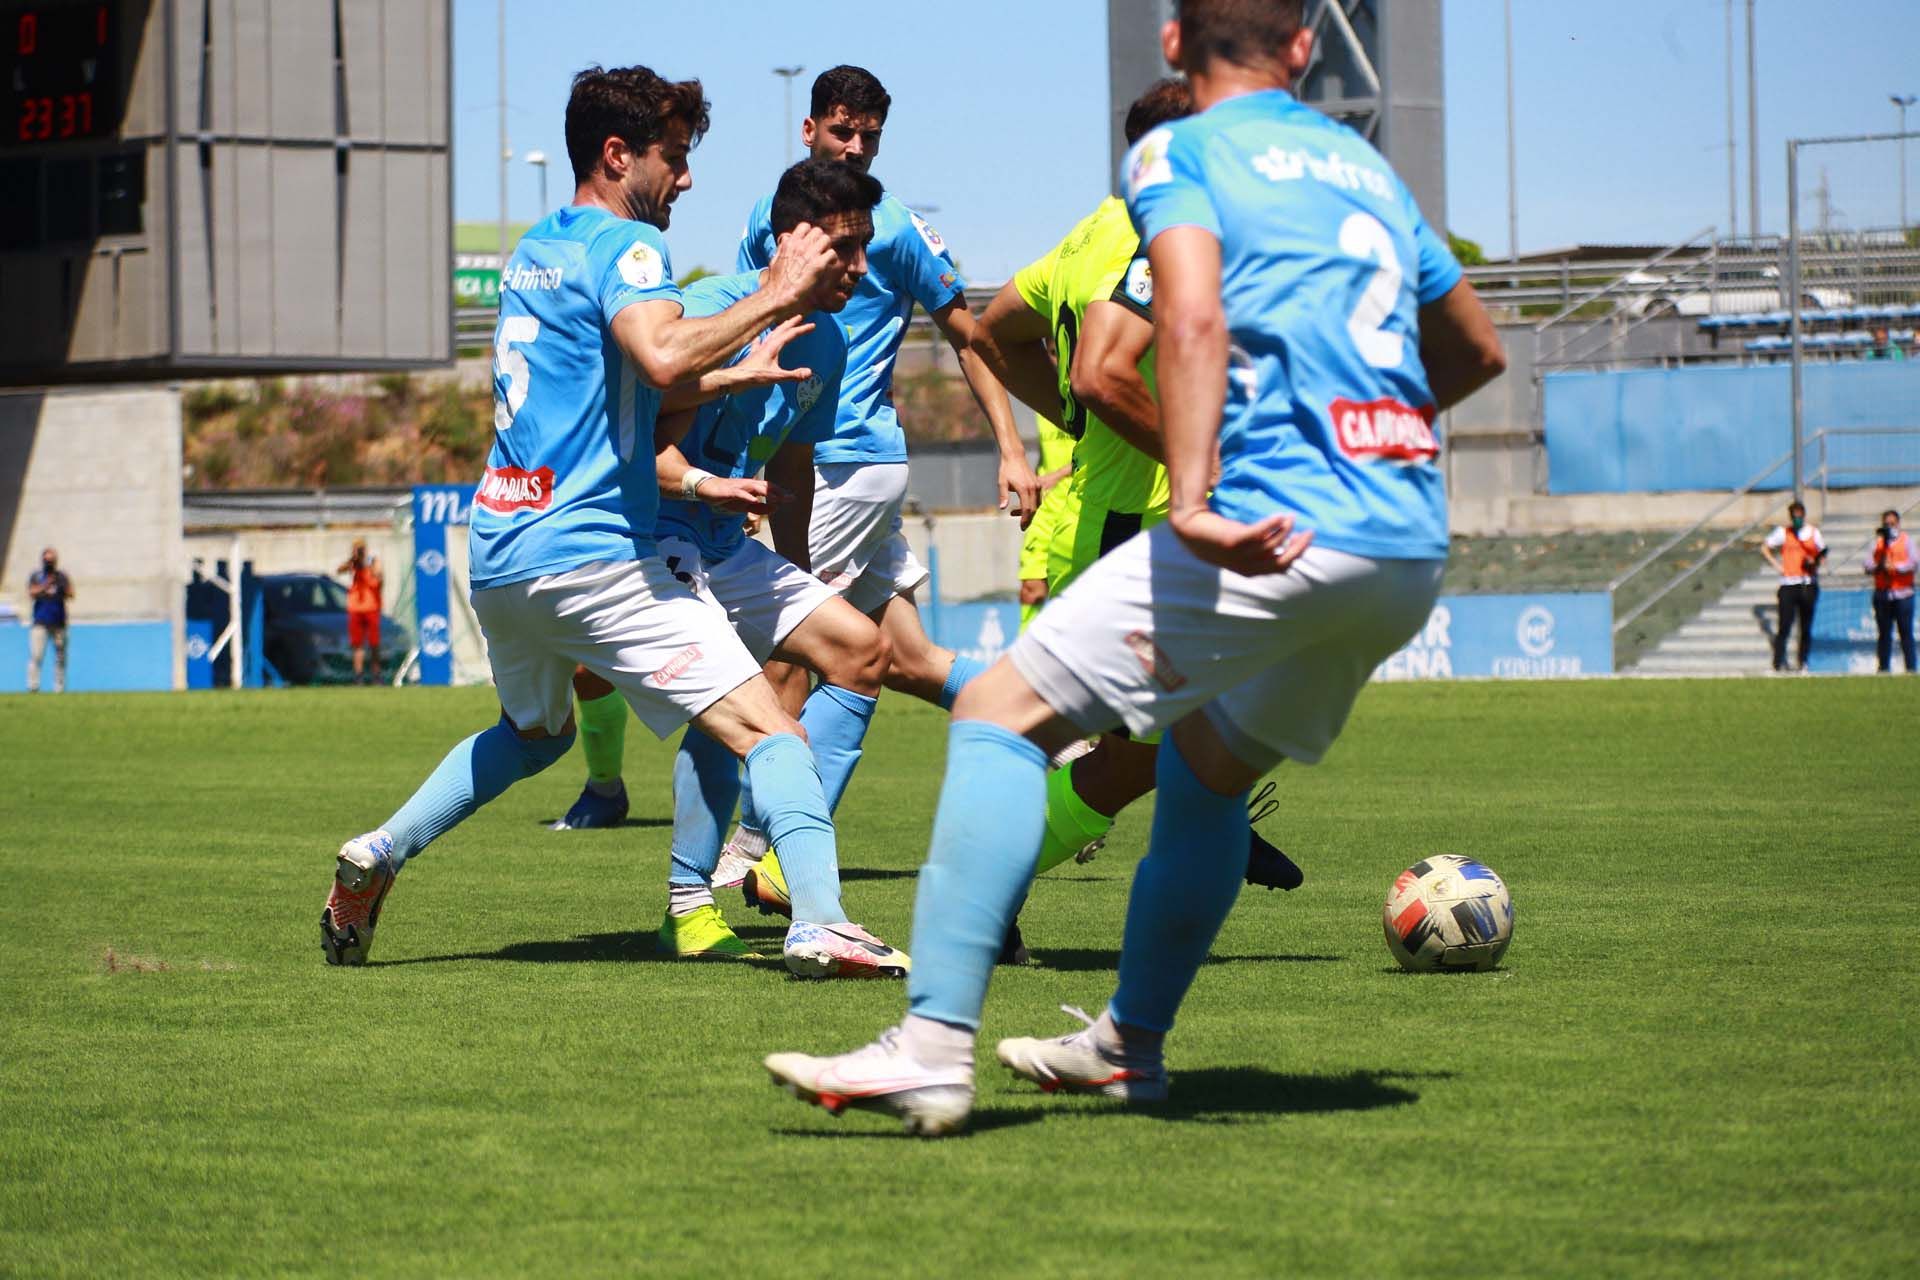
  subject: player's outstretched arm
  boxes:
[660,316,817,413]
[765,441,816,573]
[933,299,1042,525]
[1071,300,1163,463]
[614,224,837,389]
[1152,226,1311,577]
[973,282,1065,423]
[1417,279,1506,412]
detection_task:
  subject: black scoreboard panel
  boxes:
[0,0,450,387]
[7,4,123,144]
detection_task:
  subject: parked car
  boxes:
[256,573,411,685]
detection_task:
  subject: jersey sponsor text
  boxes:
[1329,396,1438,464]
[475,465,557,513]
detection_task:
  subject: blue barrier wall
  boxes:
[1803,588,1890,674]
[1544,362,1920,494]
[930,593,1612,685]
[1375,593,1613,680]
[1,621,174,693]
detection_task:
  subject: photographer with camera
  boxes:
[25,546,73,693]
[1863,509,1915,673]
[335,539,385,686]
[1761,501,1827,673]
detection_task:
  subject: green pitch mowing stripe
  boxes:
[0,678,1914,1277]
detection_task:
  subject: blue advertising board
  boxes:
[927,592,1613,686]
[1805,588,1887,674]
[411,485,472,686]
[0,621,174,693]
[1375,592,1613,680]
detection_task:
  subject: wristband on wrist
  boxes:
[681,468,717,500]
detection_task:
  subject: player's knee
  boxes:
[844,627,890,695]
[517,727,576,775]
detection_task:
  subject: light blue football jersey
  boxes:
[469,205,684,591]
[738,191,963,465]
[1123,89,1462,561]
[654,271,848,562]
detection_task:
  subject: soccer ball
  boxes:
[1382,855,1513,972]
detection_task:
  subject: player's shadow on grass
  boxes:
[837,867,917,882]
[534,817,675,829]
[1028,948,1341,972]
[771,1106,1046,1139]
[382,931,751,965]
[1146,1066,1442,1123]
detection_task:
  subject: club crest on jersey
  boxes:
[795,374,825,415]
[1126,127,1174,198]
[618,241,665,289]
[475,465,557,513]
[1329,397,1439,465]
[909,211,947,255]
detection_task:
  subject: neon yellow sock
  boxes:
[577,690,628,784]
[1034,759,1114,874]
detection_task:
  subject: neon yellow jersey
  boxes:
[1035,412,1075,475]
[1012,196,1168,516]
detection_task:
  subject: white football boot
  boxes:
[766,1027,974,1137]
[995,1005,1170,1103]
[782,921,909,979]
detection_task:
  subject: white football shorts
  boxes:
[471,557,763,739]
[658,535,840,663]
[1010,523,1444,769]
[808,461,930,616]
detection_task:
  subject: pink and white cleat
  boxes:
[320,831,397,966]
[781,921,909,979]
[995,1005,1170,1103]
[765,1027,973,1136]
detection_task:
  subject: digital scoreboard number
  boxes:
[7,4,119,145]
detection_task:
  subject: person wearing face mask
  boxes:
[1863,509,1915,673]
[1761,501,1826,672]
[25,547,73,693]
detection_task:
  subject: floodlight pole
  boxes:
[1503,0,1518,262]
[1895,95,1917,230]
[1786,138,1802,503]
[497,0,509,267]
[773,66,804,167]
[1724,0,1737,239]
[1745,0,1759,237]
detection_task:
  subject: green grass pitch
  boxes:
[2,677,1915,1276]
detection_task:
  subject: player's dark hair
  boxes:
[810,65,891,123]
[565,64,712,184]
[1175,0,1307,73]
[770,159,884,237]
[1788,501,1807,516]
[1124,77,1196,144]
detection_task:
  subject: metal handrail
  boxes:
[1611,427,1920,636]
[1534,226,1718,359]
[1605,444,1799,598]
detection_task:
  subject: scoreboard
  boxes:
[9,5,121,146]
[0,0,451,387]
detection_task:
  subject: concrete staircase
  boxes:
[1628,516,1880,676]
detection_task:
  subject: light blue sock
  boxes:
[744,733,844,924]
[736,765,759,834]
[906,721,1048,1030]
[670,727,741,886]
[938,654,987,709]
[1109,737,1250,1033]
[384,715,575,869]
[799,684,877,812]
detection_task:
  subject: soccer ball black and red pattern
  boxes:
[1383,855,1514,972]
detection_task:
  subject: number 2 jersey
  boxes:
[1124,88,1462,561]
[738,191,964,466]
[469,205,685,592]
[653,271,849,563]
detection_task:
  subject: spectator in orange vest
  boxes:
[337,539,384,685]
[1761,500,1826,672]
[1864,508,1915,673]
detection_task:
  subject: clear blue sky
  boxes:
[453,0,1920,276]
